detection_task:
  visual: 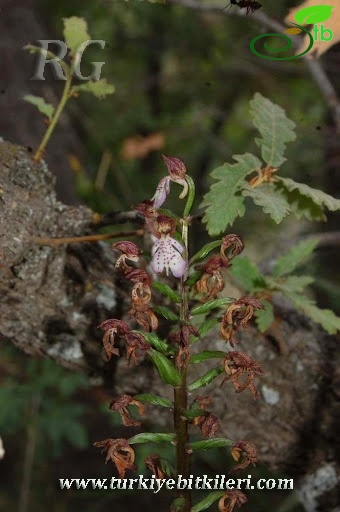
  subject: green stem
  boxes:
[174,175,195,512]
[33,73,73,162]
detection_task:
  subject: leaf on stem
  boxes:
[71,79,115,98]
[191,298,234,316]
[148,349,181,387]
[189,438,233,451]
[23,95,55,120]
[190,240,223,264]
[128,432,175,444]
[250,93,296,167]
[136,331,171,355]
[152,281,181,303]
[191,491,226,512]
[63,16,91,57]
[188,367,224,391]
[153,306,179,322]
[133,393,173,408]
[190,351,226,364]
[242,183,291,223]
[201,153,262,235]
[277,177,340,220]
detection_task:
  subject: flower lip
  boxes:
[150,234,187,278]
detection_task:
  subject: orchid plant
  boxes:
[94,155,264,512]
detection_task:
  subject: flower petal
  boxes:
[152,176,171,208]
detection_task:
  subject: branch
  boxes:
[168,0,340,132]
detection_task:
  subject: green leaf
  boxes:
[191,492,226,512]
[171,497,185,512]
[182,405,205,420]
[186,270,203,287]
[128,432,175,445]
[190,240,222,264]
[250,93,296,167]
[290,294,340,334]
[273,238,319,277]
[294,5,333,25]
[189,438,233,451]
[228,257,266,292]
[133,393,173,408]
[136,331,171,354]
[275,182,325,221]
[190,351,226,364]
[201,153,262,236]
[197,318,219,339]
[242,183,291,223]
[152,281,181,303]
[277,177,340,219]
[153,306,179,322]
[63,17,91,57]
[148,349,181,387]
[267,276,314,298]
[23,95,55,120]
[71,79,115,99]
[255,300,274,332]
[188,367,224,392]
[191,298,233,316]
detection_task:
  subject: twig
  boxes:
[167,0,340,132]
[32,229,144,246]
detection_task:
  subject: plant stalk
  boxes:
[173,176,195,511]
[33,74,73,162]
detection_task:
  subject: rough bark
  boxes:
[1,140,339,511]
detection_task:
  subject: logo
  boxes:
[30,40,106,80]
[250,5,334,60]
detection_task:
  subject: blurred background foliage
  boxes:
[1,0,339,510]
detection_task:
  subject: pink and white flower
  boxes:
[150,234,187,278]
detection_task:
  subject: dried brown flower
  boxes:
[220,234,244,261]
[145,453,169,479]
[93,438,136,478]
[109,394,145,427]
[98,319,130,360]
[220,296,264,346]
[199,413,221,438]
[231,440,258,471]
[196,255,230,300]
[218,490,247,512]
[125,332,150,365]
[221,351,264,399]
[112,241,140,271]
